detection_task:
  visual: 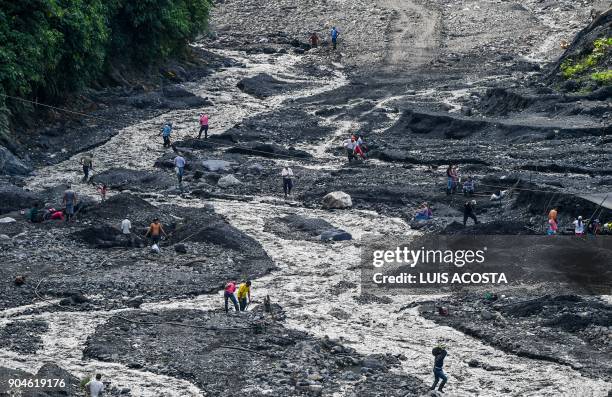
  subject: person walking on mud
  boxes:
[463,199,478,226]
[198,113,209,139]
[145,218,167,246]
[62,184,78,223]
[80,153,93,183]
[174,154,186,185]
[330,26,339,50]
[85,374,105,397]
[224,281,239,313]
[161,122,173,147]
[281,166,294,198]
[430,345,448,393]
[237,280,252,311]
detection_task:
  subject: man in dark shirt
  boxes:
[431,345,448,392]
[463,200,478,226]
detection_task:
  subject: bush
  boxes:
[560,37,611,81]
[0,0,212,128]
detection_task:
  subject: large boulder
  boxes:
[0,183,41,214]
[0,146,31,176]
[217,174,242,188]
[322,191,352,209]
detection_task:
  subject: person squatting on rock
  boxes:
[281,166,294,198]
[463,199,478,226]
[161,122,172,147]
[97,184,108,201]
[309,32,320,48]
[85,374,105,397]
[80,153,93,182]
[145,217,167,247]
[343,135,366,162]
[353,135,367,160]
[430,345,448,393]
[331,26,339,50]
[462,176,475,196]
[62,184,78,222]
[198,113,209,139]
[224,281,239,313]
[237,280,252,311]
[174,154,186,185]
[415,202,433,221]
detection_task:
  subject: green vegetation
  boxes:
[560,37,612,85]
[591,70,612,84]
[0,0,211,129]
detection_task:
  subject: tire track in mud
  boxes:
[379,0,441,70]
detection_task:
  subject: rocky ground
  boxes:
[1,0,611,396]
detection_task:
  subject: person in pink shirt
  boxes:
[547,218,558,235]
[224,281,239,313]
[198,113,209,139]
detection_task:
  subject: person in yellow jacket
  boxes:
[237,280,252,311]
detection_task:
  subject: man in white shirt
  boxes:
[281,167,294,198]
[343,138,357,162]
[121,218,133,247]
[85,374,105,397]
[174,155,186,184]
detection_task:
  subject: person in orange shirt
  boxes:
[144,218,167,245]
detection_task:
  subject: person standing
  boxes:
[198,113,209,139]
[573,216,585,236]
[174,154,186,184]
[463,200,478,226]
[145,218,167,246]
[548,208,558,223]
[430,346,448,393]
[85,374,105,397]
[224,281,239,313]
[281,166,294,198]
[237,280,252,311]
[80,154,93,182]
[161,123,172,147]
[331,26,339,50]
[547,217,558,235]
[121,217,133,246]
[62,185,78,223]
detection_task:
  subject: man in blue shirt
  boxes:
[161,123,172,147]
[331,27,339,50]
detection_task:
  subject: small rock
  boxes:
[174,243,187,254]
[217,174,242,188]
[126,296,143,308]
[0,217,17,223]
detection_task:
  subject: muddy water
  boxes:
[25,48,348,196]
[3,47,611,396]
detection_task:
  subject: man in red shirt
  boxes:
[224,281,239,313]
